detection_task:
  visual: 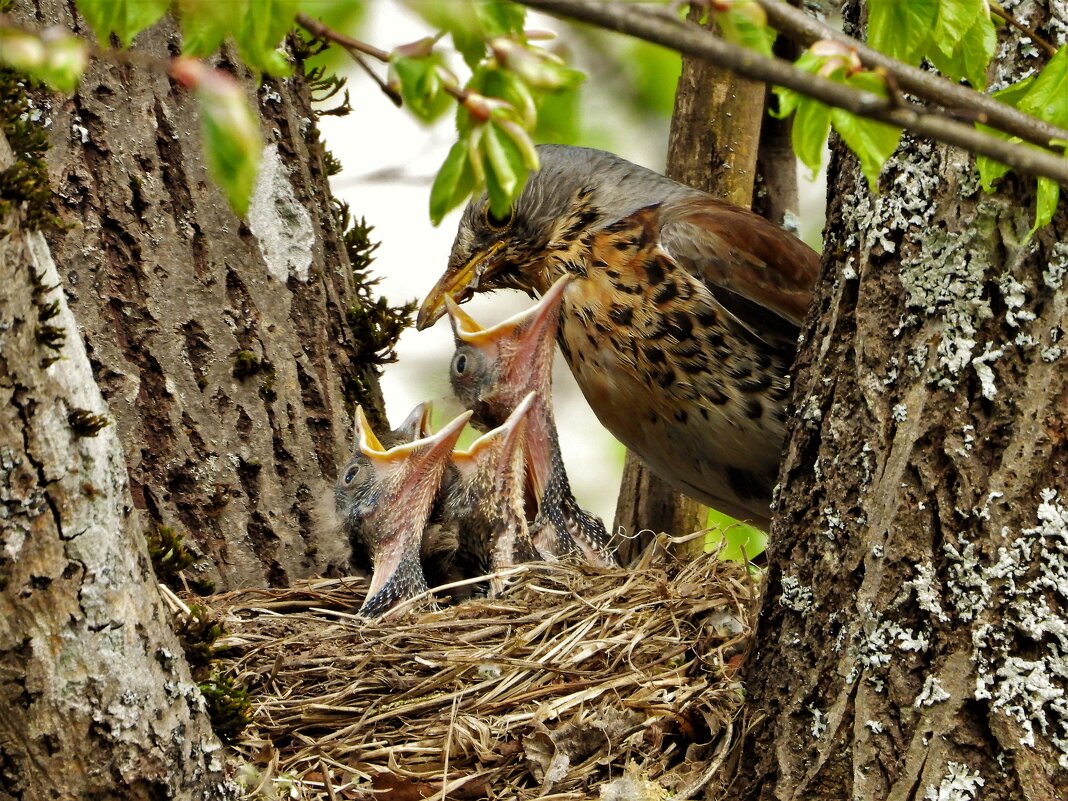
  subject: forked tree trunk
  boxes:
[614,5,777,554]
[0,130,232,800]
[737,2,1068,798]
[24,0,384,591]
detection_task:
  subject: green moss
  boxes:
[186,575,216,595]
[334,202,415,373]
[258,364,278,402]
[231,349,263,379]
[176,603,223,675]
[67,408,110,437]
[0,65,61,232]
[198,674,252,743]
[146,524,195,581]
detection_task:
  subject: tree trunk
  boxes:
[24,0,384,591]
[614,5,773,558]
[737,3,1068,798]
[0,129,232,799]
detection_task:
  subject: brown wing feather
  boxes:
[657,196,820,327]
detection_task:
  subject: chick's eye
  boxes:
[453,353,467,375]
[343,465,360,484]
[484,203,514,230]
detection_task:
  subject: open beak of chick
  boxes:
[451,392,539,592]
[355,406,471,617]
[445,274,571,503]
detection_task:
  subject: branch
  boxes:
[520,0,1068,188]
[988,1,1058,59]
[295,13,468,105]
[753,0,1068,149]
[295,13,403,106]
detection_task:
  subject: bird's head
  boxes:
[335,401,433,525]
[340,405,471,617]
[449,391,536,508]
[445,273,570,432]
[417,145,688,329]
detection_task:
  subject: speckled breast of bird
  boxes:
[542,205,793,526]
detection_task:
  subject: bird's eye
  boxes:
[453,353,468,375]
[343,464,360,484]
[484,203,514,230]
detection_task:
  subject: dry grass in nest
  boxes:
[201,541,755,800]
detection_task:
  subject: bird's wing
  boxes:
[658,196,820,329]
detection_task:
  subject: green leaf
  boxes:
[39,32,89,92]
[429,140,476,224]
[233,0,296,77]
[470,65,538,128]
[1016,46,1068,127]
[474,1,526,38]
[927,9,996,88]
[792,97,831,178]
[1029,177,1059,238]
[193,69,262,216]
[831,73,900,190]
[481,121,530,218]
[177,0,233,58]
[974,50,1067,193]
[772,85,803,119]
[713,2,776,58]
[76,0,169,47]
[0,28,89,92]
[408,1,522,70]
[918,0,997,87]
[831,109,901,190]
[976,150,1014,192]
[483,122,519,200]
[867,0,937,65]
[391,55,451,123]
[703,508,767,563]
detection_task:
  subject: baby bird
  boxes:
[337,404,470,617]
[446,275,617,567]
[439,392,539,595]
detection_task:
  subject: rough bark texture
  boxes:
[737,3,1068,798]
[614,5,768,558]
[24,1,384,590]
[0,129,233,799]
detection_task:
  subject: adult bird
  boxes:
[418,145,819,530]
[446,274,617,566]
[336,405,470,617]
[439,392,540,595]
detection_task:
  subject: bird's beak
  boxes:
[394,401,433,442]
[357,408,472,617]
[448,273,571,366]
[357,406,471,471]
[452,391,536,475]
[416,241,507,330]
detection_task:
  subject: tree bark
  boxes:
[614,5,770,558]
[737,2,1068,798]
[0,129,233,799]
[25,0,383,591]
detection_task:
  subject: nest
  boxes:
[203,543,755,800]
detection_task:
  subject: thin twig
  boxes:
[295,13,469,106]
[295,12,403,106]
[520,0,1068,187]
[752,0,1068,147]
[295,13,389,61]
[990,1,1058,58]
